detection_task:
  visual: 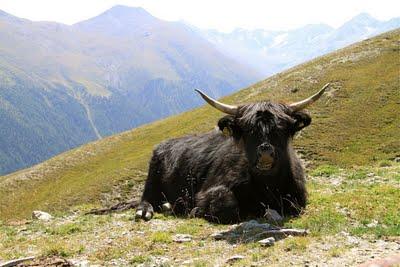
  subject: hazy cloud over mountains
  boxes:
[201,13,400,75]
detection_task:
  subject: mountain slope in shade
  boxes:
[0,5,260,175]
[201,13,400,75]
[1,29,398,220]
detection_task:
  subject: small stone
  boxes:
[366,220,378,228]
[32,210,52,221]
[258,237,275,246]
[211,232,224,240]
[173,234,192,243]
[226,255,245,263]
[70,259,90,267]
[152,256,170,266]
[264,209,283,223]
[346,236,360,245]
[182,259,194,265]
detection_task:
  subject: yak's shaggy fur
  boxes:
[137,101,312,223]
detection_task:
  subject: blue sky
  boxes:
[0,0,399,31]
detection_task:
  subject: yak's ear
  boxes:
[291,111,312,133]
[218,115,242,140]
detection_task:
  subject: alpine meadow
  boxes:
[0,28,399,266]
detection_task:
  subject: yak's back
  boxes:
[152,130,244,182]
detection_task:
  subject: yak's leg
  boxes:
[191,185,240,224]
[136,156,164,221]
[280,176,307,217]
[281,190,307,217]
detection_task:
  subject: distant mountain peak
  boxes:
[0,9,21,22]
[353,12,375,20]
[102,5,152,18]
[74,5,159,33]
[0,9,10,17]
[346,12,379,25]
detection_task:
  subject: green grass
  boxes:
[310,165,340,177]
[282,237,310,252]
[129,255,150,265]
[45,223,84,236]
[0,29,399,221]
[174,218,207,235]
[151,231,173,244]
[0,163,398,265]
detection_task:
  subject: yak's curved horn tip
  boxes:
[195,89,206,96]
[322,83,330,90]
[195,88,238,115]
[289,83,331,111]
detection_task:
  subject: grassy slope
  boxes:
[0,29,399,221]
[1,164,399,265]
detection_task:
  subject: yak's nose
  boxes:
[258,143,275,157]
[256,143,275,170]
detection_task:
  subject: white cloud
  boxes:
[0,0,399,31]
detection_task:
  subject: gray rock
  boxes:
[173,234,192,243]
[0,256,35,267]
[258,237,276,246]
[226,255,245,263]
[210,232,224,240]
[211,219,308,243]
[69,259,90,267]
[32,210,52,221]
[240,220,271,231]
[264,209,283,223]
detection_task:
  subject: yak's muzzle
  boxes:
[256,143,275,170]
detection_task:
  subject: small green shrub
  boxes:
[310,165,340,177]
[150,231,172,243]
[378,160,392,167]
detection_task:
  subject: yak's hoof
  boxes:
[189,207,203,218]
[135,209,153,221]
[135,202,154,221]
[161,202,172,212]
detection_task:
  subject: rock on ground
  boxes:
[173,234,192,243]
[263,209,283,224]
[31,211,52,221]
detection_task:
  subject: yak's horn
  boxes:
[289,83,330,111]
[195,89,238,115]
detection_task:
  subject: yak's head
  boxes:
[196,84,329,172]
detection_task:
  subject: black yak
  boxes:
[136,84,330,223]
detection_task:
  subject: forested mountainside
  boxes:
[0,5,259,174]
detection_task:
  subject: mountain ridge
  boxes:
[200,13,400,75]
[0,6,259,175]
